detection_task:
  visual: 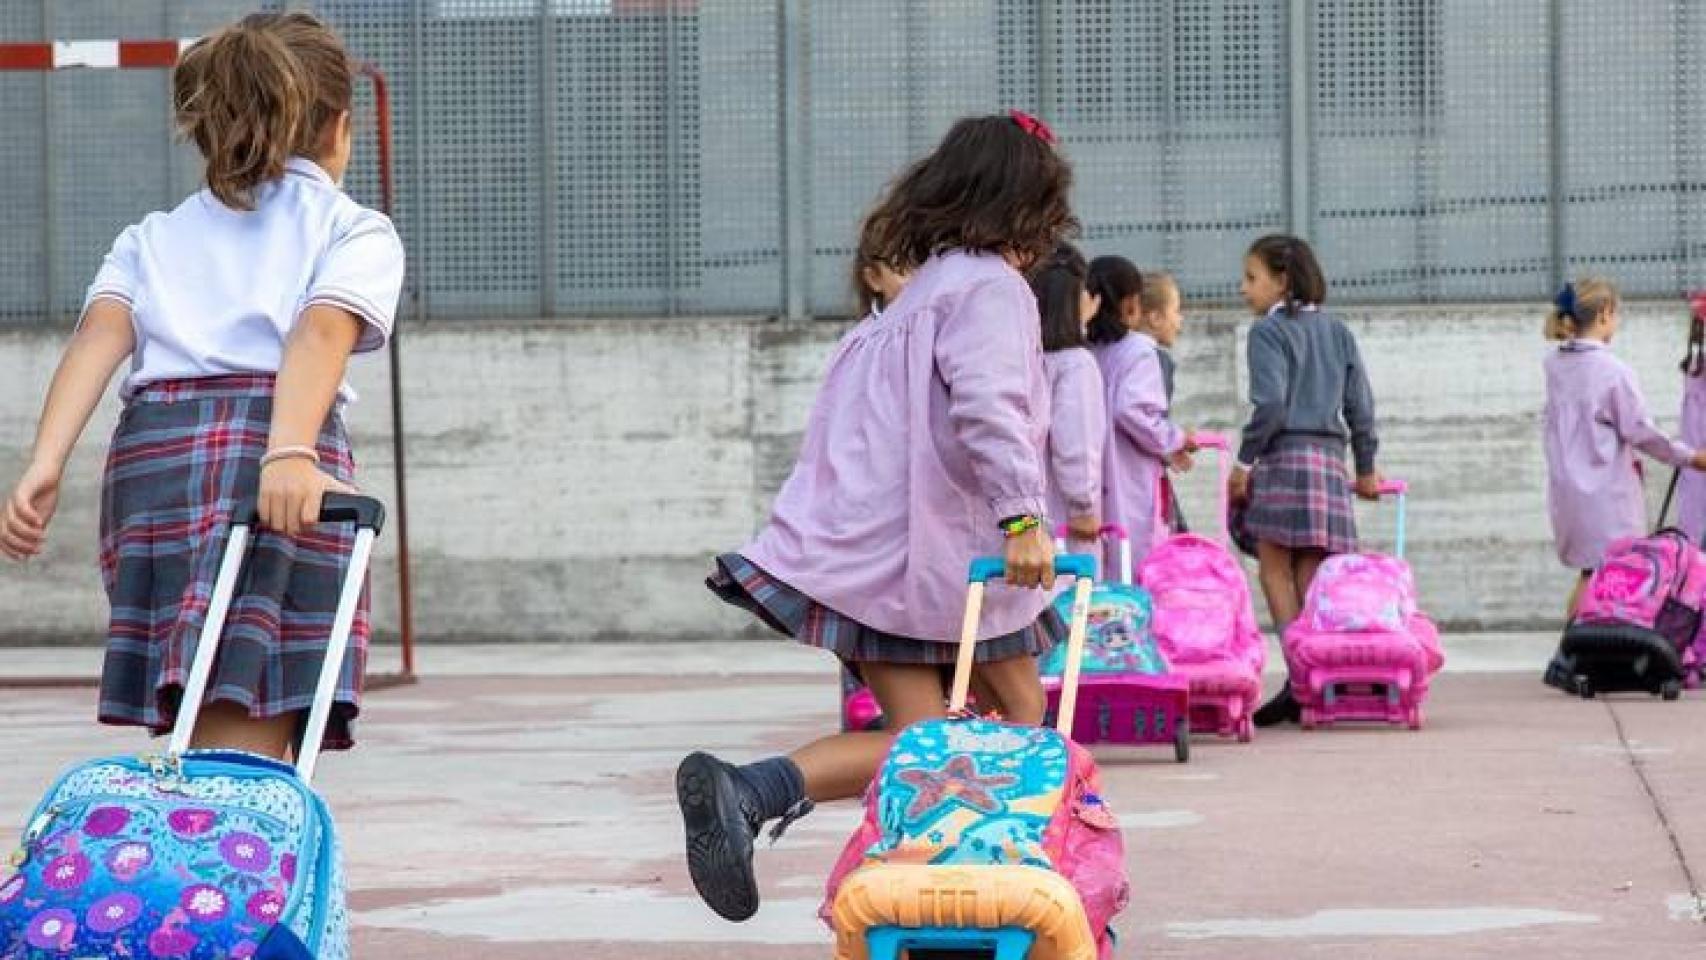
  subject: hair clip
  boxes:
[1009,109,1056,146]
[1554,282,1577,320]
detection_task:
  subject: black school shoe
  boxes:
[1252,686,1301,727]
[677,751,765,922]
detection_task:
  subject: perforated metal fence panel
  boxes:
[5,0,1706,322]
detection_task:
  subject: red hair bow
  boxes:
[1009,109,1056,146]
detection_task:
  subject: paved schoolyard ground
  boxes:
[3,636,1703,958]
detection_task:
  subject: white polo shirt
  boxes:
[83,156,406,402]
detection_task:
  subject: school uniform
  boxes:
[1544,340,1693,569]
[709,250,1063,665]
[1093,331,1182,571]
[1043,346,1107,555]
[92,157,405,750]
[1235,303,1376,556]
[1676,371,1706,544]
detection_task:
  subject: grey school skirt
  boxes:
[97,375,367,751]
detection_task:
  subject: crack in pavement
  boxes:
[1605,701,1706,924]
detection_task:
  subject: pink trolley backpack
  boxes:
[826,555,1129,960]
[1547,526,1706,700]
[1041,524,1191,761]
[1282,479,1445,729]
[1136,431,1266,743]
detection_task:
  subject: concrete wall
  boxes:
[0,304,1693,644]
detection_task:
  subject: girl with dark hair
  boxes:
[1674,293,1706,545]
[0,13,405,758]
[1085,255,1196,576]
[1032,243,1106,552]
[1232,235,1380,726]
[680,111,1077,924]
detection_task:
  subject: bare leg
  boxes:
[188,701,298,761]
[1293,549,1328,614]
[972,654,1046,726]
[1256,540,1302,632]
[790,661,947,803]
[1566,571,1591,620]
[1254,540,1305,727]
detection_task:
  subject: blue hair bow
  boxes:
[1554,283,1577,319]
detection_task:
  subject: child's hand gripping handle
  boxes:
[1052,523,1131,585]
[1177,429,1234,545]
[172,493,386,784]
[956,555,1097,737]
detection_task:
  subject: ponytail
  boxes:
[1085,255,1142,345]
[1685,292,1706,377]
[1247,234,1327,315]
[173,13,353,211]
[1547,277,1618,342]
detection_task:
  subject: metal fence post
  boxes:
[538,0,558,316]
[779,0,811,322]
[1286,0,1312,240]
[39,0,57,322]
[1547,0,1565,288]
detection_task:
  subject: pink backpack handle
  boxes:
[1054,522,1133,584]
[1155,429,1232,547]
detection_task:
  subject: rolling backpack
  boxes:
[0,495,383,960]
[824,555,1128,960]
[1547,527,1706,699]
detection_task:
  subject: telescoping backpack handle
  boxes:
[1375,478,1409,560]
[958,555,1096,737]
[166,493,386,785]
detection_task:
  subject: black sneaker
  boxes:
[1252,687,1301,728]
[676,751,763,922]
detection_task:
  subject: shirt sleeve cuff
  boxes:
[305,291,393,353]
[992,497,1048,524]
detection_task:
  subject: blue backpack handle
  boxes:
[967,554,1096,583]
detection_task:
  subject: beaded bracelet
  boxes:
[260,445,321,469]
[998,514,1041,538]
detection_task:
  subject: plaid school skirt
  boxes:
[1233,437,1359,556]
[98,375,367,751]
[707,553,1063,668]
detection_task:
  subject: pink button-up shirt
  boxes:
[743,251,1052,643]
[1675,370,1706,543]
[1044,347,1107,543]
[1543,339,1693,569]
[1094,332,1185,572]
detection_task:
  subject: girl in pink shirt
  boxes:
[1033,243,1107,553]
[1086,256,1196,575]
[680,111,1076,923]
[1542,278,1706,616]
[1673,293,1706,545]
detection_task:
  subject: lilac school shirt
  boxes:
[1676,371,1706,543]
[1094,332,1185,573]
[1543,339,1694,569]
[1044,347,1107,546]
[742,251,1052,644]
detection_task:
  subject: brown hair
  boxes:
[1686,293,1706,377]
[1085,255,1142,345]
[1545,276,1618,341]
[1138,270,1179,318]
[173,12,354,211]
[851,208,894,313]
[1032,243,1089,352]
[1247,234,1328,312]
[864,114,1077,274]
